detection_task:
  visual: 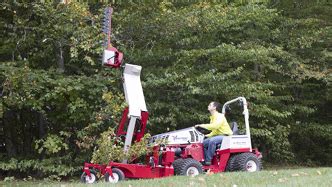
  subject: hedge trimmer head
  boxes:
[102,6,123,68]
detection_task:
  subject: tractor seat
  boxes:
[230,121,239,135]
[216,122,239,149]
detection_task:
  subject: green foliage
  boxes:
[0,156,81,177]
[0,2,103,73]
[112,1,331,163]
[35,134,69,155]
[91,127,151,164]
[290,123,332,166]
[0,0,331,179]
[91,128,124,164]
[0,63,124,177]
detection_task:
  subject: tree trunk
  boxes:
[254,63,260,80]
[22,110,35,155]
[56,42,65,73]
[38,112,46,139]
[3,110,17,157]
[0,118,5,153]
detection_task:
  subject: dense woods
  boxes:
[0,0,331,179]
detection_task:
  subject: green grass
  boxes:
[1,167,331,187]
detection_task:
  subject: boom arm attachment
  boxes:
[101,7,148,163]
[122,64,148,152]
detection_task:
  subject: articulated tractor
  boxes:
[80,7,262,184]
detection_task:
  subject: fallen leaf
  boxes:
[198,177,205,182]
[233,185,238,187]
[278,178,284,183]
[291,173,300,177]
[300,172,308,176]
[206,169,213,176]
[278,178,288,183]
[220,174,224,177]
[317,170,321,175]
[273,171,278,175]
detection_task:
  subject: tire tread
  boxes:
[176,158,203,176]
[235,152,261,172]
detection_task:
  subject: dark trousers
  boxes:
[203,135,224,162]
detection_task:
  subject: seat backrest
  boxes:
[230,121,239,135]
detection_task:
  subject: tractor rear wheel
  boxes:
[175,158,203,176]
[235,152,261,172]
[172,158,184,175]
[226,154,239,172]
[81,169,98,184]
[105,168,125,183]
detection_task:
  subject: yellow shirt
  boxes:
[200,112,233,137]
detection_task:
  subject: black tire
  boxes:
[175,158,203,176]
[80,169,98,184]
[226,154,239,172]
[172,158,184,175]
[235,152,261,172]
[105,168,125,183]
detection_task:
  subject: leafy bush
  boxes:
[290,123,332,166]
[91,128,152,164]
[0,156,81,177]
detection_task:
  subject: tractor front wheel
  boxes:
[105,168,125,183]
[80,170,98,184]
[175,158,203,176]
[235,152,262,172]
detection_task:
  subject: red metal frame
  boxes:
[84,145,174,179]
[203,148,251,172]
[116,107,149,142]
[83,142,259,179]
[116,107,129,137]
[106,146,174,179]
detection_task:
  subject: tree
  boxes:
[112,1,331,162]
[0,2,103,74]
[0,0,331,179]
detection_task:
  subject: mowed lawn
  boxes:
[1,167,331,187]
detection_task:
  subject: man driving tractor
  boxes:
[195,101,233,166]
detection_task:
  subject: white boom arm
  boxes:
[123,64,147,116]
[122,64,147,162]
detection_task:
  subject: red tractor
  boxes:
[81,92,262,184]
[80,7,262,184]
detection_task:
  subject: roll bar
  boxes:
[221,97,250,137]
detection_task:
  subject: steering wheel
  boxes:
[195,126,211,135]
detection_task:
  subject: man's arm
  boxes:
[198,115,224,130]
